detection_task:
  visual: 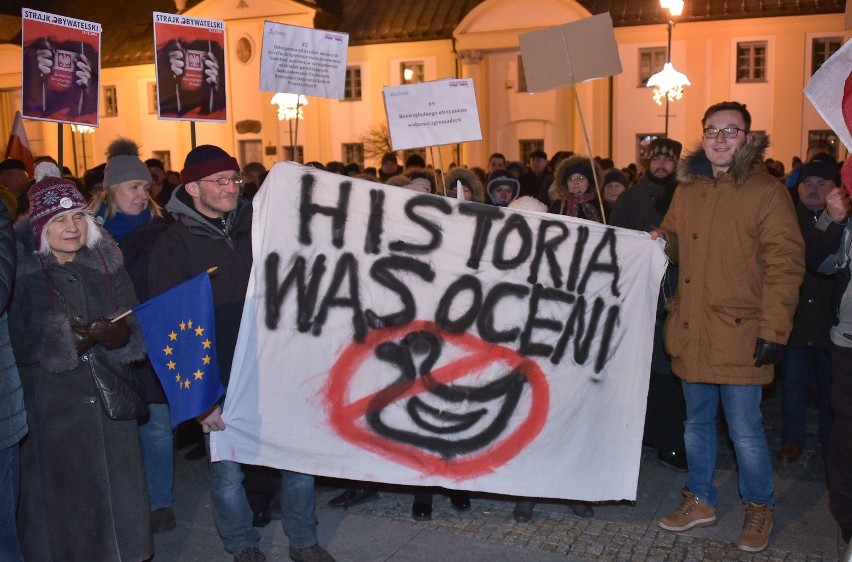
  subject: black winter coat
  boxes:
[149,186,253,389]
[10,221,152,562]
[0,203,25,450]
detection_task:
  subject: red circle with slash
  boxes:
[326,319,549,480]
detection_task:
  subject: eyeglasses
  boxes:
[197,175,244,186]
[567,174,587,182]
[703,126,746,139]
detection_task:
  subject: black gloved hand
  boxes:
[87,317,131,350]
[71,324,96,356]
[753,337,785,367]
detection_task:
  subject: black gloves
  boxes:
[753,337,785,367]
[72,317,131,356]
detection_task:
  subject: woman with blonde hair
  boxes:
[91,138,176,533]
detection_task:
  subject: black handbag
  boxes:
[85,352,149,421]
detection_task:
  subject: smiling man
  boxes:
[651,102,804,553]
[149,145,334,562]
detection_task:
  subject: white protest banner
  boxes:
[259,22,348,99]
[212,162,666,501]
[21,8,101,126]
[384,79,482,151]
[153,12,227,122]
[805,39,852,152]
[519,12,621,93]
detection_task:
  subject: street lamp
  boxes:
[70,124,95,176]
[647,0,690,137]
[271,93,308,162]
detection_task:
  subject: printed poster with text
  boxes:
[259,22,348,99]
[21,8,101,127]
[153,12,227,122]
[384,79,482,151]
[212,162,668,502]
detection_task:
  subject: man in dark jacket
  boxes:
[609,137,686,472]
[805,176,852,545]
[148,145,333,562]
[0,202,25,562]
[777,159,837,464]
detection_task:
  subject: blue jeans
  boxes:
[138,403,174,510]
[0,444,23,562]
[208,445,318,553]
[280,470,318,549]
[682,382,774,507]
[780,346,832,449]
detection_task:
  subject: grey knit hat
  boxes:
[103,138,151,187]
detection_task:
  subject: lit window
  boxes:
[400,61,424,84]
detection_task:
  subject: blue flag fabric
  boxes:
[133,272,224,427]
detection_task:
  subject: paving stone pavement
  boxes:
[154,387,851,561]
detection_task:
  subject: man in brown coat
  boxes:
[651,101,804,553]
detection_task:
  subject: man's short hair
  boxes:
[529,150,547,160]
[0,158,26,172]
[488,152,506,163]
[702,101,752,132]
[145,158,165,172]
[242,161,266,177]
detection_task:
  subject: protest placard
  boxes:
[519,12,621,93]
[383,78,482,151]
[805,39,852,152]
[211,162,667,502]
[259,22,348,99]
[153,12,227,122]
[21,8,101,126]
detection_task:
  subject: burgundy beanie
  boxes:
[180,145,240,185]
[28,176,87,250]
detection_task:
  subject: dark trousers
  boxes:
[643,370,687,454]
[828,342,852,532]
[242,464,279,514]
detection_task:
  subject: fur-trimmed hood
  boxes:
[554,155,604,199]
[677,134,770,185]
[11,219,145,374]
[445,167,485,203]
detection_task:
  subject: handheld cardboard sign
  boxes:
[804,38,852,152]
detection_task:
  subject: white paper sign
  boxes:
[805,38,852,152]
[211,162,667,502]
[259,21,348,99]
[383,79,482,151]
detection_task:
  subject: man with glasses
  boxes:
[149,145,333,562]
[651,102,804,553]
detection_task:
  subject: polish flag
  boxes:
[4,111,34,177]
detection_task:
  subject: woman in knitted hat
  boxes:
[602,168,630,216]
[549,155,603,223]
[91,137,177,533]
[10,173,152,561]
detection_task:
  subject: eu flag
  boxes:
[133,272,224,427]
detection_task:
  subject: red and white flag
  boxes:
[4,111,34,177]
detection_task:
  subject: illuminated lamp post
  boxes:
[647,0,690,138]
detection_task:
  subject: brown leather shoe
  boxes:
[776,444,802,464]
[737,502,772,552]
[658,489,717,532]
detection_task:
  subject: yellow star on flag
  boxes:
[195,326,204,336]
[179,321,186,331]
[163,345,173,355]
[202,339,211,349]
[187,320,193,329]
[183,379,191,389]
[169,331,178,341]
[194,369,204,380]
[202,355,211,365]
[175,373,181,382]
[167,360,176,370]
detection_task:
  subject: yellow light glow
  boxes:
[70,124,95,134]
[647,62,691,105]
[271,93,308,121]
